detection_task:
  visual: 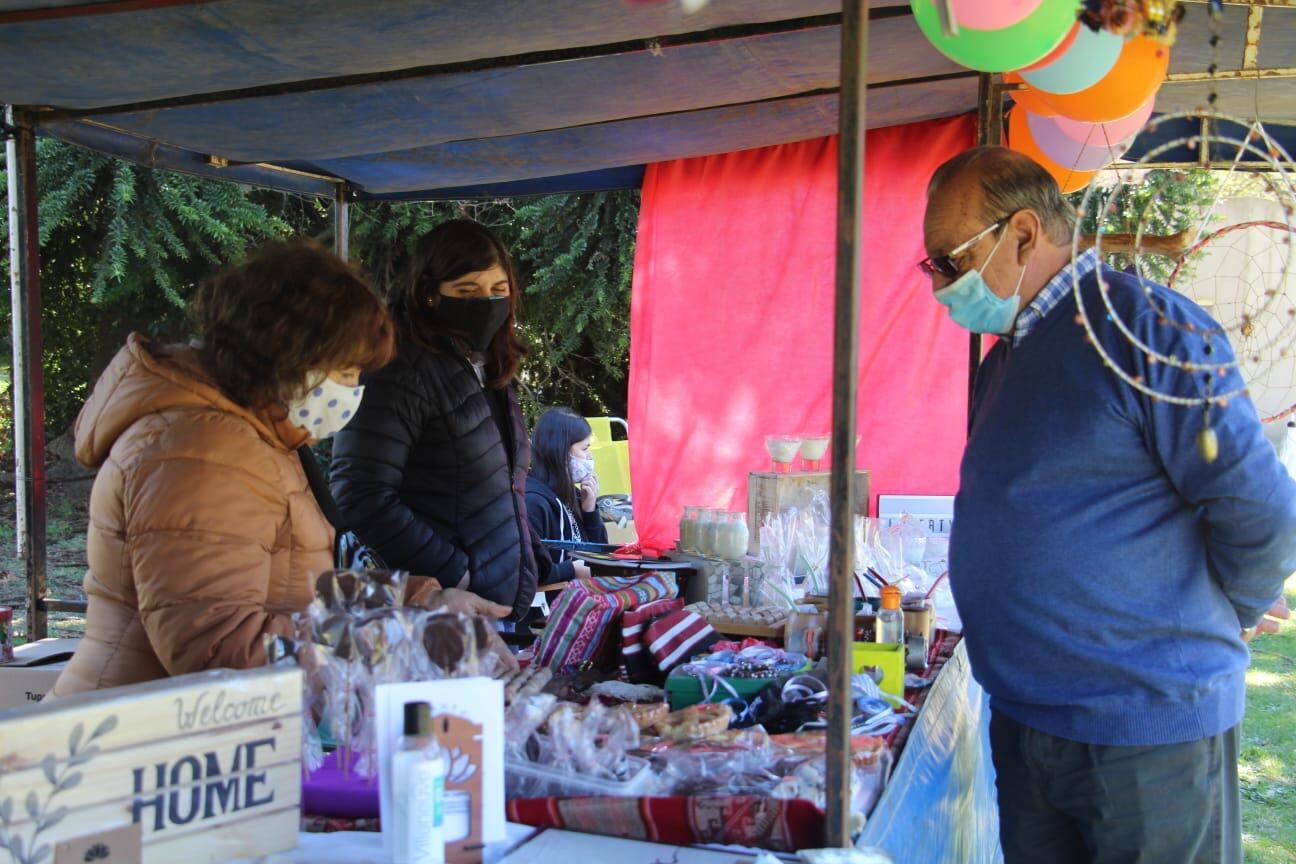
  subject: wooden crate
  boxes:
[746,470,871,555]
[0,666,302,864]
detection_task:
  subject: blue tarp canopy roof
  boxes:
[2,0,1294,200]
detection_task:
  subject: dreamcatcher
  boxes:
[1168,199,1296,424]
[1069,2,1296,462]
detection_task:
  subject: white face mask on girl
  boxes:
[288,375,364,439]
[569,456,595,484]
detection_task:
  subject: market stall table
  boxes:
[234,826,806,864]
[228,822,539,864]
[502,630,980,855]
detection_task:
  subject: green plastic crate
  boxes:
[666,659,812,710]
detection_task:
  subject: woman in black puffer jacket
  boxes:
[330,220,544,622]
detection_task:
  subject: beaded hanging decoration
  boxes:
[1080,0,1185,42]
[1068,1,1296,462]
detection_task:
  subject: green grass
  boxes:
[0,482,91,643]
[1241,575,1296,863]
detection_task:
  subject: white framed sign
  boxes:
[0,666,302,864]
[877,494,954,537]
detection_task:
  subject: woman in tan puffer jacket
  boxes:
[51,242,399,695]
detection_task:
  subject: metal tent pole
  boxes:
[5,106,48,641]
[333,184,350,261]
[5,107,27,560]
[825,0,867,848]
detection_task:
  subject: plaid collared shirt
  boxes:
[1012,248,1100,347]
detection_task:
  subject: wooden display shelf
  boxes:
[704,619,786,640]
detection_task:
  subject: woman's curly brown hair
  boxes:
[190,240,395,409]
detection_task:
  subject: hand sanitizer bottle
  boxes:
[392,701,446,864]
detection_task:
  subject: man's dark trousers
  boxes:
[990,709,1241,864]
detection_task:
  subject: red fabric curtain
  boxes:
[627,114,976,549]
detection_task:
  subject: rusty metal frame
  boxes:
[824,0,867,847]
[5,105,49,642]
[333,184,351,261]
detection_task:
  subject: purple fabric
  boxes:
[302,751,381,819]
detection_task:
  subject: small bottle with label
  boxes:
[875,585,905,645]
[392,701,446,864]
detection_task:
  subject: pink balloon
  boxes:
[940,0,1044,31]
[1051,93,1156,143]
[1027,111,1134,171]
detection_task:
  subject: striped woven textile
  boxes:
[644,609,720,674]
[535,573,677,672]
[620,598,684,682]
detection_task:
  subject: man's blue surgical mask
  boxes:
[933,228,1029,335]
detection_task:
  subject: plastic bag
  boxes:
[418,606,504,680]
[646,727,780,796]
[886,515,929,567]
[759,509,798,576]
[758,511,803,609]
[265,635,326,773]
[552,701,642,779]
[280,570,509,779]
[504,693,558,760]
[794,510,829,595]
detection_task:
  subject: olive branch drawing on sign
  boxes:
[0,715,118,864]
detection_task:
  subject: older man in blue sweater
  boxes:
[922,147,1296,864]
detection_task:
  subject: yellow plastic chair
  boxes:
[586,417,615,446]
[585,416,631,497]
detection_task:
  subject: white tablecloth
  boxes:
[234,823,797,863]
[234,821,538,863]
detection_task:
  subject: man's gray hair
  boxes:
[927,146,1077,245]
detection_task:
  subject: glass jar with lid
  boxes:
[697,508,720,557]
[712,511,750,561]
[678,506,701,553]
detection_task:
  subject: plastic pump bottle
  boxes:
[392,701,446,864]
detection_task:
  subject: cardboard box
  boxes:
[604,518,638,546]
[0,637,79,709]
[852,641,905,698]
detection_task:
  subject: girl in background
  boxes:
[526,407,608,584]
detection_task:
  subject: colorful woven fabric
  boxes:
[300,815,381,833]
[620,597,683,682]
[644,609,720,675]
[536,573,677,672]
[506,795,824,853]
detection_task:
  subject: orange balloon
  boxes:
[1007,108,1096,193]
[1008,36,1169,123]
[1006,72,1058,117]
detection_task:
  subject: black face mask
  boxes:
[437,296,510,353]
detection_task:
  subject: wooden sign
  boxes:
[0,667,302,864]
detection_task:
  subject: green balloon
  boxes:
[911,0,1080,73]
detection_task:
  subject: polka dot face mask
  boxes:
[288,374,365,439]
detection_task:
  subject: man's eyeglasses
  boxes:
[917,215,1010,279]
